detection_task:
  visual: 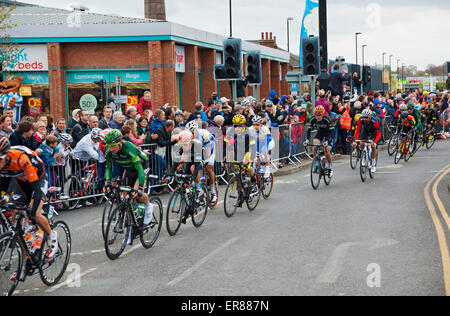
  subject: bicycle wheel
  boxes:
[310,157,321,190]
[426,132,436,150]
[224,176,239,218]
[104,206,131,260]
[247,180,261,211]
[360,150,368,183]
[166,190,184,236]
[322,159,332,186]
[0,233,22,296]
[39,221,71,286]
[404,140,413,162]
[387,136,398,156]
[65,176,82,210]
[192,190,209,228]
[101,199,115,241]
[261,173,274,200]
[140,197,163,249]
[350,146,359,170]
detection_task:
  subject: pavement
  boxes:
[11,139,450,296]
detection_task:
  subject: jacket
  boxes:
[328,70,349,96]
[39,141,59,166]
[137,97,153,115]
[71,121,89,147]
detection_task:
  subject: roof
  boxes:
[6,1,290,63]
[7,1,159,25]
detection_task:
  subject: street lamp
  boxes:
[382,53,386,91]
[362,45,367,94]
[229,0,232,38]
[355,32,362,75]
[389,54,393,92]
[287,17,294,52]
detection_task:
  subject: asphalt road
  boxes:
[14,139,450,296]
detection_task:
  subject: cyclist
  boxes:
[397,111,416,153]
[353,109,381,173]
[422,103,439,130]
[170,130,205,208]
[224,114,257,182]
[185,120,217,203]
[103,129,153,240]
[0,138,58,266]
[407,102,422,152]
[73,128,102,161]
[304,105,335,177]
[249,115,274,179]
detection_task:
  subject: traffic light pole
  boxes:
[252,85,259,101]
[310,76,316,109]
[231,80,237,102]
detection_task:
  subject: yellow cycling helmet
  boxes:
[232,114,247,125]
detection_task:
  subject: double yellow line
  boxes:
[424,164,450,296]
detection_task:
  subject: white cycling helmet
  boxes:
[361,109,372,118]
[59,133,73,145]
[185,120,199,132]
[399,104,408,111]
[91,128,102,140]
[178,130,193,144]
[252,116,263,124]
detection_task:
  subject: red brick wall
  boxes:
[270,60,281,98]
[199,48,216,105]
[261,59,271,99]
[47,43,66,120]
[181,45,200,112]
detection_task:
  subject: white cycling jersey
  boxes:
[73,134,100,161]
[195,129,216,166]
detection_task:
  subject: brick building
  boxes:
[4,1,290,121]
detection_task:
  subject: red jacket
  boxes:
[137,97,153,115]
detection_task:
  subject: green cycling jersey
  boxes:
[105,140,149,186]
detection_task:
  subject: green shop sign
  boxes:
[67,70,150,83]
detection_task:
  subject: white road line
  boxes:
[167,237,239,286]
[45,267,98,293]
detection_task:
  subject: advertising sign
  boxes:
[175,45,186,73]
[28,97,42,116]
[79,94,98,114]
[2,45,48,71]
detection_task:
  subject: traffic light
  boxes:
[93,79,105,102]
[246,51,262,85]
[302,36,320,76]
[363,66,372,84]
[223,38,242,80]
[214,64,227,81]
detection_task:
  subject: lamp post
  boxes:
[362,45,367,94]
[355,32,362,75]
[229,0,232,38]
[402,63,405,92]
[287,17,294,53]
[397,59,400,92]
[389,54,393,92]
[382,53,386,91]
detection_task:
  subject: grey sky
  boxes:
[18,0,450,70]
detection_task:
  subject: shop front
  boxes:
[65,69,151,119]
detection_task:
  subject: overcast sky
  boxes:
[18,0,450,70]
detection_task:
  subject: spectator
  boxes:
[88,115,99,132]
[174,110,185,128]
[154,119,177,148]
[126,106,138,122]
[316,90,331,115]
[10,120,35,148]
[99,106,113,130]
[32,121,48,149]
[446,73,450,91]
[137,90,153,115]
[53,118,67,138]
[109,111,125,130]
[149,110,166,135]
[3,108,16,129]
[0,114,13,138]
[71,110,90,147]
[68,109,81,129]
[124,119,146,145]
[137,116,150,137]
[328,64,349,97]
[39,135,61,186]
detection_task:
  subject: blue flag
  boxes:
[300,0,319,68]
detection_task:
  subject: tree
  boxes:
[0,0,18,78]
[425,64,444,76]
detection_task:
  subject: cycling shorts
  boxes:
[122,170,147,188]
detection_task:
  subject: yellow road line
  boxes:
[433,167,450,231]
[424,164,450,296]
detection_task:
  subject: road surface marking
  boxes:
[167,237,238,286]
[424,164,450,296]
[45,268,98,293]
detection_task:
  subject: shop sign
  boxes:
[28,97,42,116]
[2,45,48,71]
[10,72,49,84]
[80,94,98,114]
[20,86,32,96]
[175,45,185,73]
[125,95,139,113]
[67,70,149,83]
[113,95,128,104]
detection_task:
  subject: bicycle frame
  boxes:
[81,163,98,192]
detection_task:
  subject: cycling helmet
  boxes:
[252,116,263,124]
[185,120,199,132]
[90,128,102,140]
[314,105,325,116]
[407,102,415,110]
[100,129,111,142]
[400,111,410,120]
[178,130,193,144]
[232,114,247,125]
[175,110,184,117]
[0,137,10,156]
[427,103,435,110]
[59,133,73,145]
[241,98,252,106]
[104,129,123,146]
[265,100,274,107]
[399,104,408,111]
[361,109,372,118]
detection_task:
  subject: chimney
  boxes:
[144,0,166,20]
